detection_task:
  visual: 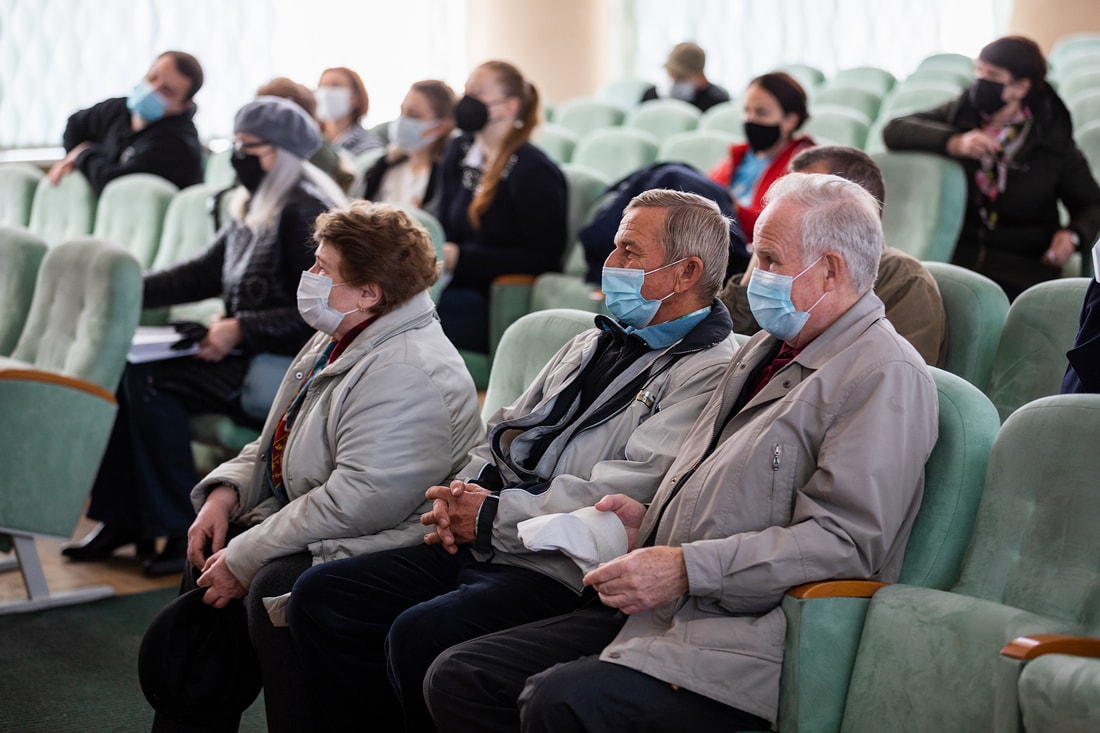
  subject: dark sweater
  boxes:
[63,97,204,195]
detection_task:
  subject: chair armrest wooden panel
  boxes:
[1001,634,1100,660]
[787,579,888,599]
[0,368,115,403]
[493,274,538,287]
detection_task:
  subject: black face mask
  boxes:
[743,121,782,153]
[969,78,1008,116]
[231,153,266,193]
[454,95,490,134]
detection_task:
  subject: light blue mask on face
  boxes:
[746,257,827,342]
[669,80,695,102]
[388,115,438,154]
[601,259,686,329]
[127,79,169,123]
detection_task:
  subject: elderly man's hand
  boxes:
[187,485,237,568]
[46,143,90,185]
[196,549,247,608]
[593,494,648,551]
[583,546,688,615]
[421,480,490,553]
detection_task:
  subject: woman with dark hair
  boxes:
[707,71,816,242]
[435,60,568,353]
[142,201,483,732]
[315,66,384,156]
[356,79,456,210]
[884,35,1100,299]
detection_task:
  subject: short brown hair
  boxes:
[749,72,809,130]
[312,202,439,316]
[160,51,203,101]
[256,77,317,120]
[321,67,370,120]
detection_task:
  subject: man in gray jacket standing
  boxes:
[287,189,740,732]
[423,172,940,733]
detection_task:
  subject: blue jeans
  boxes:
[287,542,591,733]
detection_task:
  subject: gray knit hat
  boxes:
[233,95,322,160]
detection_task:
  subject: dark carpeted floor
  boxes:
[0,589,267,733]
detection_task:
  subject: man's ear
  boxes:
[675,256,705,293]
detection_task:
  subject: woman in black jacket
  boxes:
[884,35,1100,300]
[64,96,347,575]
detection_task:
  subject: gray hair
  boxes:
[762,172,882,294]
[623,189,730,300]
[231,153,348,232]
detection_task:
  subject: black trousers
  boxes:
[287,542,591,733]
[425,607,772,733]
[88,356,250,539]
[150,544,314,733]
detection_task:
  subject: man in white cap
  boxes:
[641,42,730,112]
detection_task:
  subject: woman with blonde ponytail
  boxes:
[436,60,568,352]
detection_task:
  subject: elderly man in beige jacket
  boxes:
[424,172,940,733]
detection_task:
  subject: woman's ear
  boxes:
[358,282,383,312]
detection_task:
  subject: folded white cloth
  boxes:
[517,506,628,574]
[263,592,291,627]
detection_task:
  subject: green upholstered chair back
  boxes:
[0,227,48,356]
[872,151,966,262]
[553,97,626,138]
[10,238,142,393]
[838,394,1100,733]
[916,52,975,76]
[657,130,739,174]
[1016,653,1100,733]
[624,98,701,142]
[898,368,1001,589]
[801,107,871,149]
[480,308,596,423]
[812,86,882,122]
[401,206,447,303]
[0,163,45,227]
[777,63,826,91]
[560,163,611,261]
[698,100,746,138]
[902,68,971,89]
[92,173,177,268]
[571,127,660,183]
[923,261,1010,391]
[150,183,219,271]
[27,170,96,246]
[828,67,896,97]
[597,78,653,111]
[987,278,1090,422]
[533,123,579,165]
[953,394,1100,623]
[203,147,237,188]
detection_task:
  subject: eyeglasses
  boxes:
[232,139,271,157]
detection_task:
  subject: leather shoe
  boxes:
[143,536,188,577]
[62,523,153,560]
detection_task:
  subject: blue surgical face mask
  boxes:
[746,257,827,342]
[601,258,685,329]
[388,115,438,154]
[127,79,169,123]
[669,80,695,102]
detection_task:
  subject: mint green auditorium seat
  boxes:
[0,227,47,357]
[833,393,1100,733]
[916,52,975,76]
[480,308,596,422]
[879,83,961,120]
[828,67,896,97]
[27,170,96,246]
[597,78,653,111]
[801,107,870,149]
[1057,70,1100,106]
[901,67,971,90]
[1068,89,1100,131]
[777,63,825,93]
[0,163,45,227]
[624,98,701,142]
[698,100,746,138]
[986,277,1091,422]
[924,262,1010,392]
[750,368,999,733]
[0,238,142,613]
[657,130,738,172]
[1050,33,1100,69]
[533,122,580,165]
[552,97,626,139]
[203,147,237,189]
[92,174,177,269]
[871,150,966,262]
[571,127,659,184]
[1011,648,1100,733]
[812,86,882,123]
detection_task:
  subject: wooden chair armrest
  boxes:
[786,580,889,599]
[1001,634,1100,660]
[0,368,116,403]
[493,274,538,287]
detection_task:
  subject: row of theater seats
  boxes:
[490,307,1100,733]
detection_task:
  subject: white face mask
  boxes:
[388,115,439,153]
[297,271,358,335]
[315,87,353,122]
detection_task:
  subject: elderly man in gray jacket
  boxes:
[423,172,940,733]
[288,189,740,732]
